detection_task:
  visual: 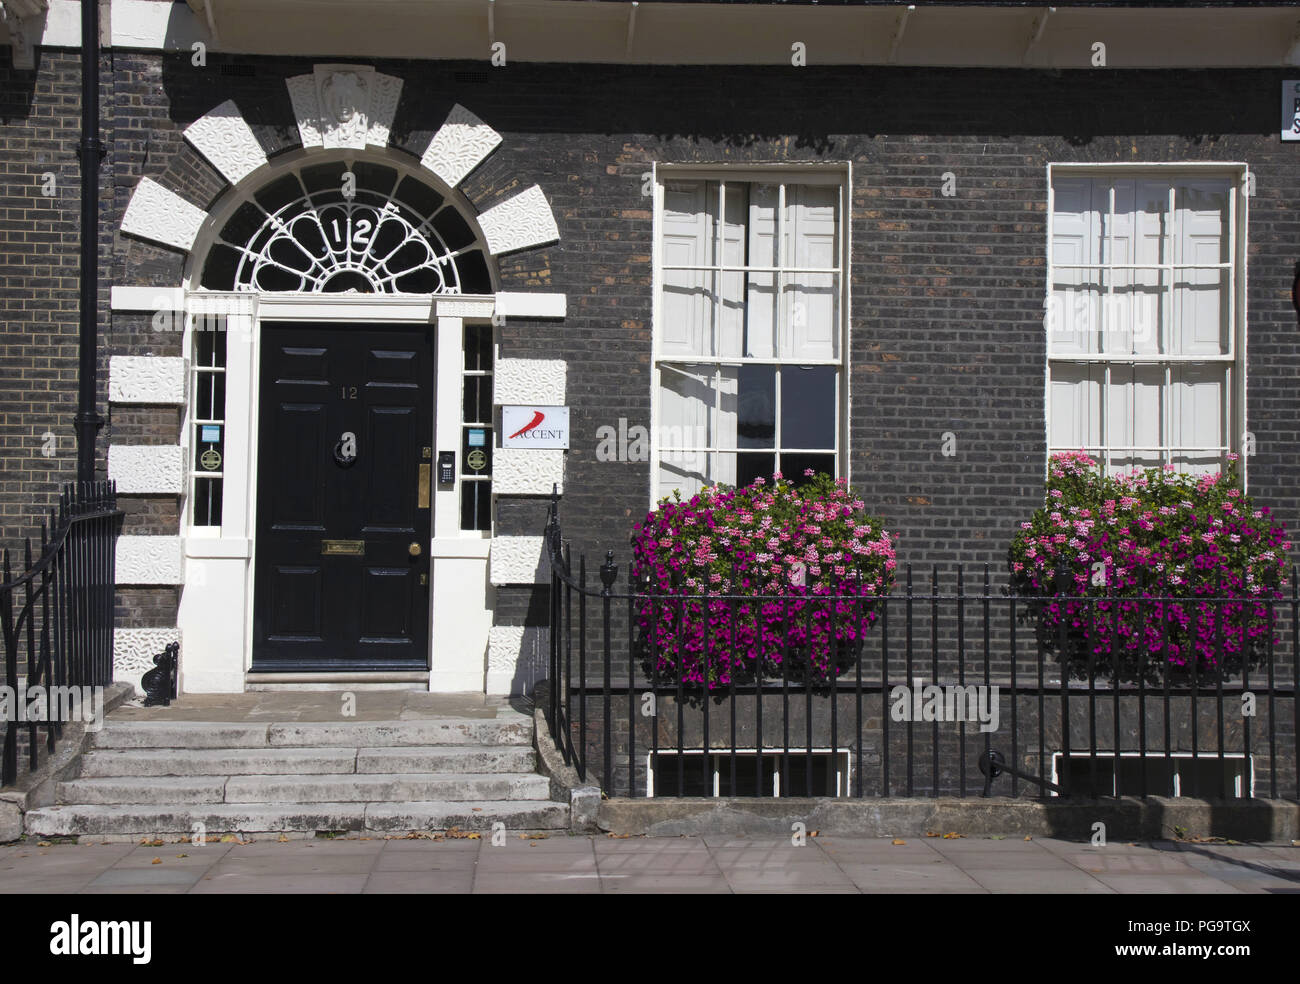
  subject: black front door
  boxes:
[252,323,433,671]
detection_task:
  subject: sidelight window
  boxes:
[190,323,227,528]
[461,322,493,531]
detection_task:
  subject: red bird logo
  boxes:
[508,410,546,440]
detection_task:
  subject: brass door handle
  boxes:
[409,542,422,557]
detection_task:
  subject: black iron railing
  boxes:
[1,482,123,786]
[545,494,1299,801]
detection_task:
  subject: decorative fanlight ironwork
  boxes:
[199,159,492,294]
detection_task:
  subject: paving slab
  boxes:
[190,872,372,893]
[1,833,1297,893]
[472,871,602,894]
[836,862,990,893]
[87,867,206,888]
[967,869,1114,893]
[362,870,477,893]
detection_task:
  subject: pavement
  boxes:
[0,834,1297,894]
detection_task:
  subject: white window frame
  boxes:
[460,320,494,532]
[1044,162,1249,486]
[645,748,852,797]
[186,312,228,531]
[649,163,852,505]
[1049,750,1253,798]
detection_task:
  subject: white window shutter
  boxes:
[657,363,714,499]
[718,184,747,359]
[1049,177,1098,356]
[746,184,779,358]
[1173,179,1230,358]
[784,184,839,361]
[660,181,712,358]
[1049,363,1100,455]
[1172,364,1225,473]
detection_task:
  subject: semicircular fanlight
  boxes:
[199,160,493,294]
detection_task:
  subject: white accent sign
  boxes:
[502,406,570,449]
[1284,80,1300,141]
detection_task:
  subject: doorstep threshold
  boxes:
[244,671,429,690]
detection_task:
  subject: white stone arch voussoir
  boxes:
[119,66,560,262]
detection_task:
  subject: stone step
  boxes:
[25,800,569,837]
[78,747,360,778]
[362,800,569,833]
[91,722,271,750]
[56,772,551,805]
[90,717,533,750]
[56,776,229,805]
[356,745,536,774]
[264,718,534,748]
[223,773,551,804]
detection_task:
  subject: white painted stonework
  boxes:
[108,445,185,495]
[495,292,567,319]
[120,178,207,252]
[116,536,184,585]
[494,358,567,406]
[492,448,564,496]
[286,64,403,150]
[420,103,503,189]
[434,297,495,320]
[110,285,184,312]
[113,627,180,696]
[489,536,548,586]
[183,99,269,186]
[486,625,549,696]
[476,185,561,256]
[109,356,186,404]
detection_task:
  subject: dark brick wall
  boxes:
[3,50,1298,631]
[0,48,90,550]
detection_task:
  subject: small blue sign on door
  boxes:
[200,425,221,444]
[468,428,486,447]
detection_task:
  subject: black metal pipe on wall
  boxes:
[75,0,103,484]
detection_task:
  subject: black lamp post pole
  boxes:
[75,0,104,485]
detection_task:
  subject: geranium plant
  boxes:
[631,471,896,690]
[1009,450,1290,679]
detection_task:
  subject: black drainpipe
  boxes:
[75,0,104,484]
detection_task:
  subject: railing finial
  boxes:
[600,549,617,595]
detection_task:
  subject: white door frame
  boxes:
[182,291,495,690]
